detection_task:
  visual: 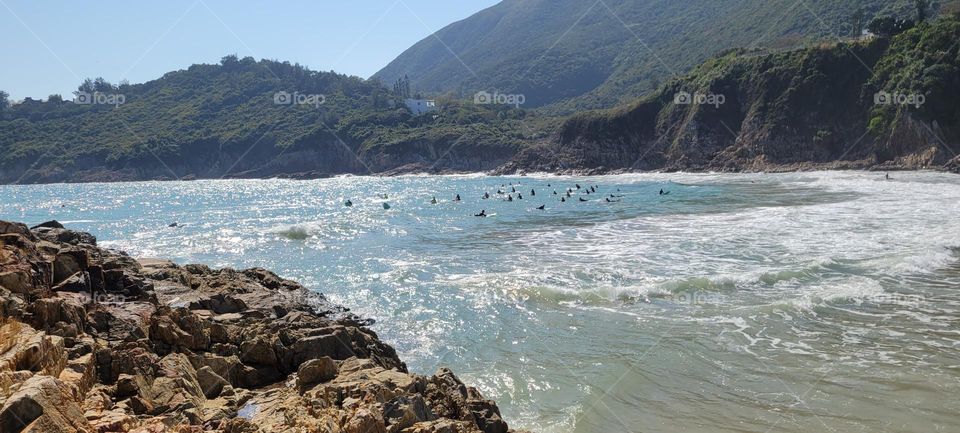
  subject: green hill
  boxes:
[498,14,960,173]
[0,56,534,184]
[374,0,916,113]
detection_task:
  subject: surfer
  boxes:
[344,200,353,207]
[518,193,523,200]
[455,194,461,202]
[576,184,581,190]
[536,205,545,210]
[507,195,513,202]
[561,197,566,202]
[168,222,178,228]
[531,189,536,196]
[579,197,588,202]
[483,192,490,199]
[475,210,487,217]
[382,202,391,210]
[431,196,437,204]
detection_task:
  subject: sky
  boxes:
[0,0,501,100]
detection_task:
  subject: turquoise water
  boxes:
[2,171,960,432]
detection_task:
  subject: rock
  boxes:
[32,227,97,246]
[0,375,93,433]
[385,395,434,433]
[0,220,515,433]
[196,366,229,398]
[344,408,387,433]
[30,221,64,230]
[296,356,338,391]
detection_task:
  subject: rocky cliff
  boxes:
[0,220,519,433]
[497,16,960,174]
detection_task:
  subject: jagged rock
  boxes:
[0,375,93,433]
[296,356,338,391]
[196,366,229,399]
[0,221,518,433]
[385,395,435,433]
[30,221,64,230]
[32,227,97,246]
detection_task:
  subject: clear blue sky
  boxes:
[0,0,500,100]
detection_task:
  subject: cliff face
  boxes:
[498,17,960,174]
[0,220,518,433]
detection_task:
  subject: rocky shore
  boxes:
[0,220,518,433]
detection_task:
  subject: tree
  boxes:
[852,7,866,36]
[867,16,915,36]
[916,0,930,22]
[0,90,8,115]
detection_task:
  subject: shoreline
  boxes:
[0,220,520,433]
[3,163,957,186]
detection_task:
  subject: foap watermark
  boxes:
[669,290,721,306]
[874,91,925,108]
[673,90,725,108]
[74,91,126,107]
[274,91,326,108]
[79,292,128,305]
[474,90,526,108]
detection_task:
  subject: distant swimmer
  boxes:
[547,183,551,187]
[576,184,581,190]
[579,197,588,202]
[483,192,490,199]
[659,189,666,195]
[455,194,461,202]
[508,195,513,202]
[518,193,523,200]
[475,210,487,217]
[345,200,353,207]
[382,202,391,210]
[531,189,536,196]
[168,222,178,228]
[585,190,591,195]
[561,197,566,202]
[536,204,545,210]
[566,191,572,197]
[885,173,891,180]
[605,198,621,203]
[511,187,516,193]
[497,189,504,194]
[590,186,596,193]
[431,196,438,204]
[553,190,558,195]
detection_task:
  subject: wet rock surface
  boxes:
[0,220,523,433]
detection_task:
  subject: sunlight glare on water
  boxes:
[2,171,959,433]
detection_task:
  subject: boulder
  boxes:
[296,356,338,391]
[0,375,93,433]
[196,366,229,399]
[385,395,434,433]
[29,221,64,230]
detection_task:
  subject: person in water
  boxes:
[455,194,461,201]
[579,197,588,202]
[536,204,545,210]
[576,184,581,190]
[345,200,353,207]
[475,210,487,217]
[507,195,513,202]
[659,189,665,195]
[531,189,536,196]
[517,193,523,199]
[382,202,391,210]
[483,192,490,199]
[511,187,516,193]
[431,196,437,204]
[553,190,558,195]
[561,197,566,202]
[566,191,572,197]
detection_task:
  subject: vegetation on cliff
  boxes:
[499,13,960,173]
[374,0,918,113]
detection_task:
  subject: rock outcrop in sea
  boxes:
[0,220,517,433]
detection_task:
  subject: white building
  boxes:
[404,98,437,116]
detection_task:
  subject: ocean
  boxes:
[3,171,959,432]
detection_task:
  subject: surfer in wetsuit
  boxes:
[345,200,353,207]
[531,189,536,196]
[507,195,513,202]
[431,196,437,204]
[455,194,461,201]
[561,197,566,202]
[536,205,545,210]
[576,184,581,190]
[579,197,588,202]
[475,210,487,217]
[483,192,490,199]
[518,193,523,199]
